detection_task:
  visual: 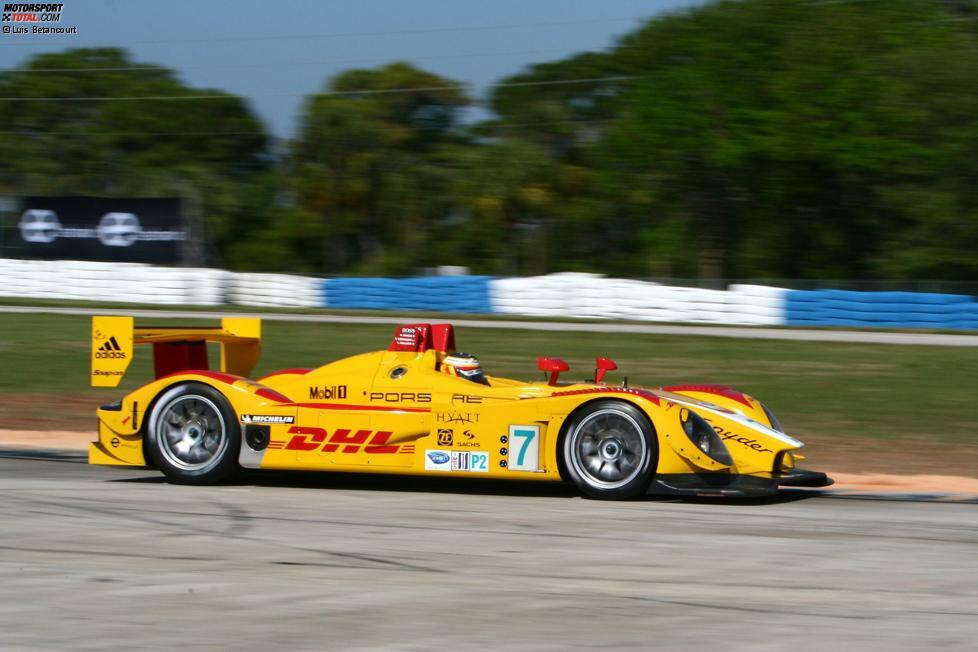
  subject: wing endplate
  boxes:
[90,316,262,387]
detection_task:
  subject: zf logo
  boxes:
[437,429,453,446]
[308,385,347,400]
[95,336,126,359]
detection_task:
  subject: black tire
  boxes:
[145,382,240,485]
[562,400,658,499]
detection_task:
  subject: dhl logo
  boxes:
[267,426,414,455]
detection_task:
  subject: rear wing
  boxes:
[91,316,261,388]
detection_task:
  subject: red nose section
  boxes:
[595,357,618,384]
[538,356,570,385]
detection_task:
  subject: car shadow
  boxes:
[111,469,821,504]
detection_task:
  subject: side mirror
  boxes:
[595,357,618,384]
[538,357,570,386]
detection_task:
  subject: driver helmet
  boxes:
[441,352,488,385]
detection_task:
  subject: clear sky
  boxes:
[0,0,704,137]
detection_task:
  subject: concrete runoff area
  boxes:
[0,456,975,651]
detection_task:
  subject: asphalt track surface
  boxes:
[1,453,976,651]
[3,304,978,346]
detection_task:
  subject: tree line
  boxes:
[1,0,977,280]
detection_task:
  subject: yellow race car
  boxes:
[89,317,830,499]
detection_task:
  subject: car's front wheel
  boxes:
[562,400,658,499]
[146,382,240,484]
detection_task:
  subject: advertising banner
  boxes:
[16,197,185,263]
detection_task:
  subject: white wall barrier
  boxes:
[0,259,325,308]
[228,272,323,308]
[0,260,791,324]
[726,284,788,326]
[489,274,787,325]
[0,259,229,306]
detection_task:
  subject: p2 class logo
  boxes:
[451,450,489,472]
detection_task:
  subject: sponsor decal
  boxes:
[94,335,126,359]
[369,391,431,403]
[98,213,139,247]
[308,385,347,400]
[435,429,479,448]
[451,394,482,404]
[92,369,124,376]
[713,426,773,454]
[424,449,489,472]
[241,414,294,425]
[451,450,489,472]
[425,451,452,466]
[455,429,480,448]
[18,210,182,243]
[393,326,418,348]
[669,395,802,447]
[268,426,415,455]
[109,437,120,448]
[436,411,479,425]
[18,209,59,243]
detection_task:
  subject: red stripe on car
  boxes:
[160,370,242,384]
[295,402,431,413]
[550,387,661,405]
[255,387,292,403]
[256,368,312,382]
[660,384,752,407]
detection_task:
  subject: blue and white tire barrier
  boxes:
[1,259,975,329]
[786,290,978,330]
[323,276,493,313]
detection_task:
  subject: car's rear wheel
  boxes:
[562,400,657,499]
[146,382,240,484]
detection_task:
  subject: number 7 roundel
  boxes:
[508,425,540,472]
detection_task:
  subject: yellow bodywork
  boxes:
[89,318,803,486]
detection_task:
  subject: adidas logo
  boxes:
[95,336,126,359]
